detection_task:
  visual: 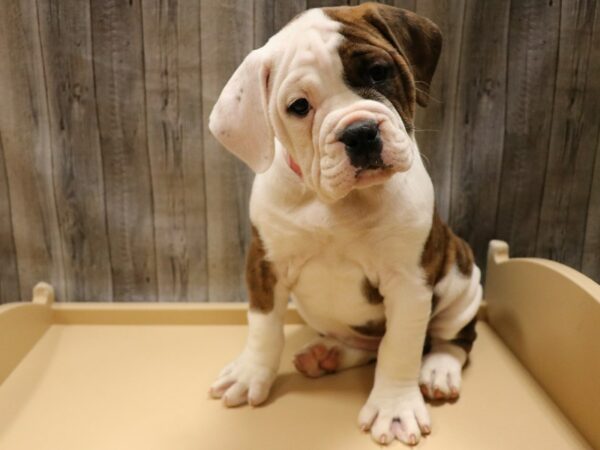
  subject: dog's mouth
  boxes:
[354,159,392,178]
[354,164,396,188]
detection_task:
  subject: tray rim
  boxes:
[2,240,599,448]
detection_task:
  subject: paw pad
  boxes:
[293,344,341,377]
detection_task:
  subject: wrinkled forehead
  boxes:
[269,10,344,88]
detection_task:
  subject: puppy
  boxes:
[208,3,482,446]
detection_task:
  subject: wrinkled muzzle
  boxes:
[315,100,414,202]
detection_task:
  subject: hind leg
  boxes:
[419,341,467,400]
[420,266,481,401]
[420,311,478,401]
[293,336,376,378]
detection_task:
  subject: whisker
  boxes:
[412,127,441,133]
[414,83,442,105]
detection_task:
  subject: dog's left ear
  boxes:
[209,48,274,173]
[370,5,442,107]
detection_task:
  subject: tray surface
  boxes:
[0,320,589,450]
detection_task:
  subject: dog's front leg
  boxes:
[360,273,432,446]
[210,227,288,407]
[209,281,288,407]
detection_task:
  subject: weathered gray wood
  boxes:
[415,0,465,222]
[0,133,20,303]
[308,0,347,7]
[254,0,276,46]
[90,0,158,301]
[142,1,208,302]
[582,135,600,281]
[201,0,255,302]
[536,0,600,270]
[450,0,510,271]
[274,0,308,30]
[348,0,415,8]
[495,0,561,261]
[36,0,113,302]
[0,0,66,301]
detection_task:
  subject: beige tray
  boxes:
[1,241,598,450]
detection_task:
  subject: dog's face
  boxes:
[210,4,441,202]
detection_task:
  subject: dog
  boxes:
[208,3,482,446]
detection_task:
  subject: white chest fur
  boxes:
[249,146,434,342]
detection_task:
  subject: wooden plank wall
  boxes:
[0,0,598,303]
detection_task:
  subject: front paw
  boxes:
[358,386,430,446]
[209,353,277,407]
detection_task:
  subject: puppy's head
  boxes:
[209,3,441,202]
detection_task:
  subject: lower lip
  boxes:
[354,167,395,188]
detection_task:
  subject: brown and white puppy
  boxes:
[208,3,481,446]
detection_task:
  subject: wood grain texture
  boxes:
[536,0,600,269]
[450,0,510,273]
[274,0,308,30]
[308,0,347,8]
[200,0,255,302]
[0,133,20,303]
[0,0,66,301]
[37,0,113,302]
[90,0,158,301]
[142,0,208,302]
[349,0,415,8]
[415,0,466,222]
[495,0,561,260]
[582,133,600,279]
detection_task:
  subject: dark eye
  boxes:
[287,98,311,117]
[368,64,390,84]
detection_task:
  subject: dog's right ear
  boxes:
[209,48,274,173]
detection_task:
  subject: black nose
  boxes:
[338,120,384,169]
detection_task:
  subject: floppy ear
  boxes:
[209,48,274,173]
[369,5,442,107]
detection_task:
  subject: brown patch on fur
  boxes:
[246,226,277,313]
[454,236,475,277]
[450,317,478,353]
[324,3,442,128]
[420,210,474,287]
[351,319,386,337]
[361,277,384,304]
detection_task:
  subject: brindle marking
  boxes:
[421,210,477,353]
[351,319,386,338]
[421,210,474,287]
[450,317,478,353]
[325,3,442,129]
[246,226,277,313]
[361,277,384,304]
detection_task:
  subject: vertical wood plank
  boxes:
[91,0,158,301]
[0,134,20,303]
[142,0,208,302]
[349,0,415,9]
[495,0,561,261]
[582,135,600,281]
[450,0,510,271]
[201,1,255,302]
[254,0,275,46]
[415,0,465,222]
[274,1,308,30]
[307,0,348,8]
[37,0,113,302]
[0,0,66,302]
[536,0,600,270]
